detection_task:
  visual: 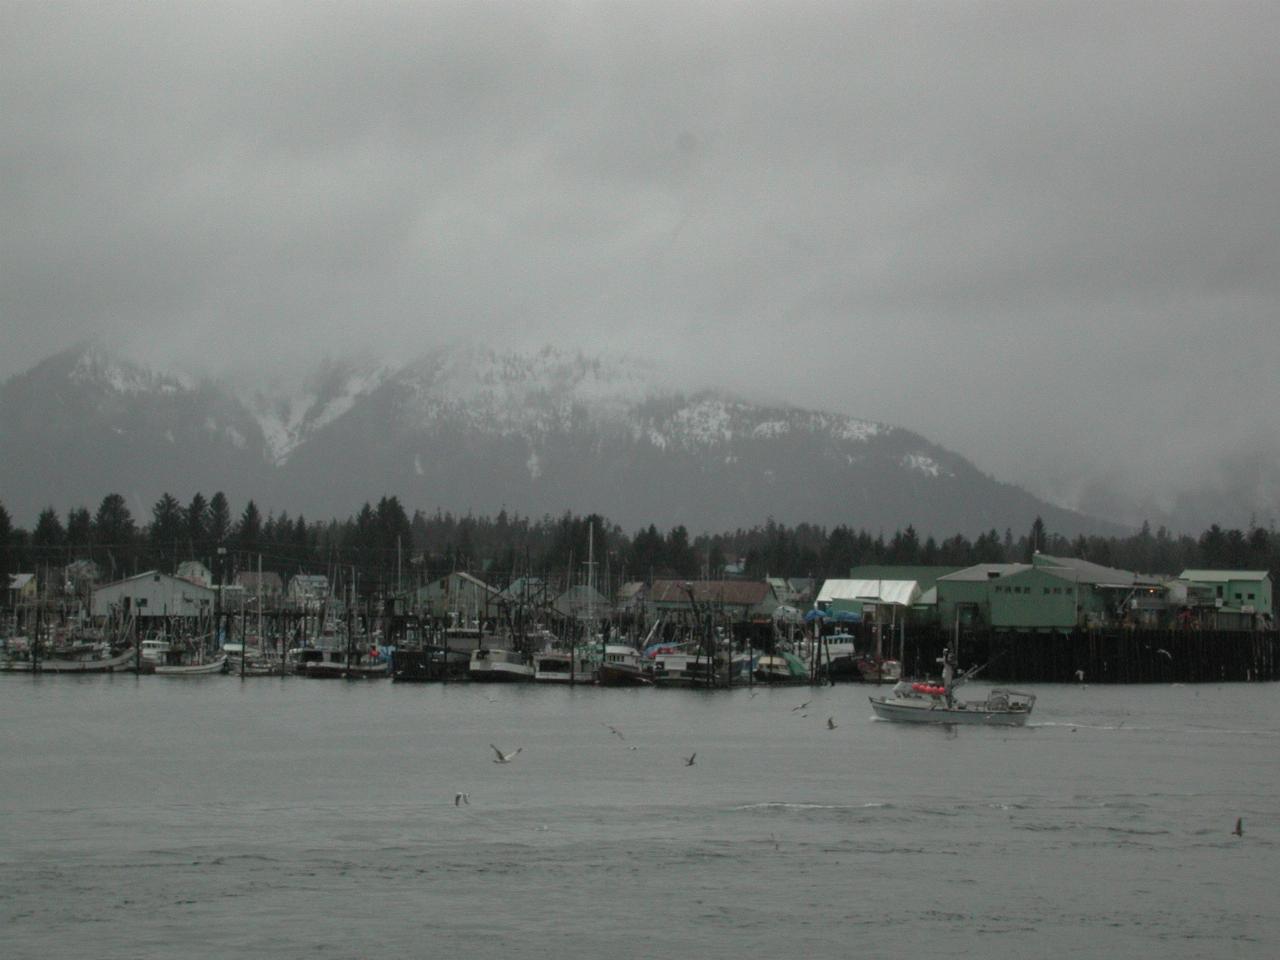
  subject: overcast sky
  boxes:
[3,2,1278,525]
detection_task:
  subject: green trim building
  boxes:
[1176,570,1273,628]
[937,555,1167,633]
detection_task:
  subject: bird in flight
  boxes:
[1156,648,1173,660]
[490,744,522,764]
[684,752,697,766]
[1233,817,1244,837]
[792,701,811,712]
[454,792,470,806]
[602,723,626,740]
[826,716,837,730]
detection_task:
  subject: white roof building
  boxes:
[817,578,922,608]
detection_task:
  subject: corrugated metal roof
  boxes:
[1033,554,1163,586]
[817,579,921,607]
[939,563,1031,582]
[1179,569,1270,582]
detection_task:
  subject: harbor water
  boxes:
[1,676,1276,959]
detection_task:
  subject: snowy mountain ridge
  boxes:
[0,343,1107,535]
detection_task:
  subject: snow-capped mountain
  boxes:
[0,343,1115,536]
[242,356,391,464]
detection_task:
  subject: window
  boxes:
[1248,593,1255,600]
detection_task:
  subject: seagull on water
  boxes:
[1233,817,1244,837]
[454,792,470,806]
[490,744,523,764]
[684,752,697,766]
[826,716,837,730]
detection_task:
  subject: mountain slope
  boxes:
[1,344,1117,536]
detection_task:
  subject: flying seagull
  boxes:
[1156,648,1173,660]
[791,701,811,712]
[490,744,522,764]
[602,723,626,740]
[454,792,470,806]
[1233,817,1244,837]
[684,752,697,766]
[1074,669,1085,682]
[826,716,837,730]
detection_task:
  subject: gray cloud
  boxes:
[3,2,1278,526]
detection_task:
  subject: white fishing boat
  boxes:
[0,643,137,673]
[469,645,534,682]
[869,682,1035,725]
[869,643,1034,725]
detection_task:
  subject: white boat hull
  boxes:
[154,656,229,676]
[869,690,1035,726]
[1,646,137,673]
[470,661,535,682]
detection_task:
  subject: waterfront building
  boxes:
[91,570,215,622]
[1175,569,1273,629]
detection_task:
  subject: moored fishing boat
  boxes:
[753,651,808,684]
[290,646,389,679]
[155,655,229,676]
[651,650,718,688]
[595,644,652,685]
[1,643,138,673]
[533,649,596,683]
[469,645,535,682]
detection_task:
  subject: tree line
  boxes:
[1,492,1277,599]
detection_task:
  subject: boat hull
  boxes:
[297,661,389,679]
[155,656,229,676]
[1,647,137,673]
[869,696,1033,726]
[469,663,535,682]
[595,663,651,686]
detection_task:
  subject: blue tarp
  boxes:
[803,608,862,623]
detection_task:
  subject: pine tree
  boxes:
[32,507,66,551]
[208,492,232,545]
[149,493,186,571]
[66,507,93,552]
[185,493,209,550]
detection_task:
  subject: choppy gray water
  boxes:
[1,676,1275,959]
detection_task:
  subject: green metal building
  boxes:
[936,554,1167,633]
[1177,570,1273,628]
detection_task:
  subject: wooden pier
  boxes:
[897,625,1280,683]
